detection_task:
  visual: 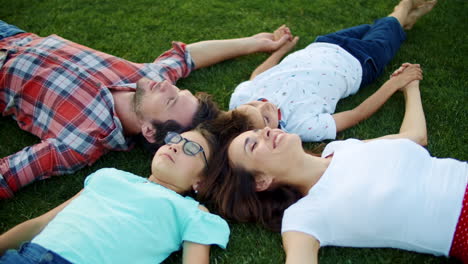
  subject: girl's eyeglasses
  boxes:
[164,132,208,168]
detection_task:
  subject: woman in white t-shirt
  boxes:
[209,65,468,263]
[229,0,436,142]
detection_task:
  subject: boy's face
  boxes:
[236,100,279,129]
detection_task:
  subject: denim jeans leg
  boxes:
[0,20,26,40]
[314,17,406,87]
[331,24,372,39]
[0,243,72,264]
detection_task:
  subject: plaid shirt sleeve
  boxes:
[0,138,107,199]
[152,41,195,84]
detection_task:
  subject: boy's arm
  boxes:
[0,190,83,255]
[187,29,291,70]
[332,63,422,133]
[250,26,299,79]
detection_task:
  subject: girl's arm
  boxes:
[182,205,211,264]
[0,190,83,255]
[182,241,210,264]
[333,63,422,133]
[250,26,299,80]
[365,80,427,146]
[282,231,320,264]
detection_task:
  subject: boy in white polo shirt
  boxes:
[229,0,435,142]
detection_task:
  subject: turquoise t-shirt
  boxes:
[32,168,230,264]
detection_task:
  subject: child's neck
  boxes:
[148,174,183,194]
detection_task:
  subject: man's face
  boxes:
[134,78,198,127]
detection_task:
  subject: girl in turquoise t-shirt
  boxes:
[0,125,230,264]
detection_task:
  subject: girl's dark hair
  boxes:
[178,121,219,198]
[197,110,303,232]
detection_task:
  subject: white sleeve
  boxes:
[229,81,254,110]
[288,113,337,142]
[281,201,325,245]
[322,138,364,157]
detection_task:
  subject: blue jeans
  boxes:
[0,243,71,264]
[315,17,406,87]
[0,20,26,40]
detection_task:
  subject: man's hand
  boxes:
[388,63,423,91]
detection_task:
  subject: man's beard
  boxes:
[133,84,145,117]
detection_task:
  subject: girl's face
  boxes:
[151,131,211,192]
[228,128,303,179]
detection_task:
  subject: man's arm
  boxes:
[282,231,320,264]
[187,29,291,70]
[0,190,82,255]
[332,63,422,133]
[0,138,103,199]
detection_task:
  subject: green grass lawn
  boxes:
[1,0,467,263]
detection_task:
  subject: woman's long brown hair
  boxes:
[197,110,303,232]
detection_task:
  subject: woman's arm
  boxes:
[366,80,427,145]
[282,231,320,264]
[333,64,422,133]
[250,26,299,80]
[0,190,83,255]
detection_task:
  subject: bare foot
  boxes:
[404,0,437,29]
[411,0,427,7]
[395,0,420,12]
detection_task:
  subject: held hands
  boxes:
[272,25,299,56]
[251,25,298,53]
[389,63,423,91]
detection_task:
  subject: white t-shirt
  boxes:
[282,139,468,256]
[229,43,362,142]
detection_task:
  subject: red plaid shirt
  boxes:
[0,33,194,198]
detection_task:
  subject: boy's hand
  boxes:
[272,25,299,56]
[273,25,293,41]
[389,63,423,91]
[390,62,411,78]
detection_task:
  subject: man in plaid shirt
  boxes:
[0,20,291,199]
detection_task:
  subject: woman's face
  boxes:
[151,130,211,192]
[228,128,303,179]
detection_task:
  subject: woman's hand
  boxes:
[389,63,423,91]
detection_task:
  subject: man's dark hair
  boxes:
[138,92,221,155]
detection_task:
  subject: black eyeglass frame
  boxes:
[164,132,209,168]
